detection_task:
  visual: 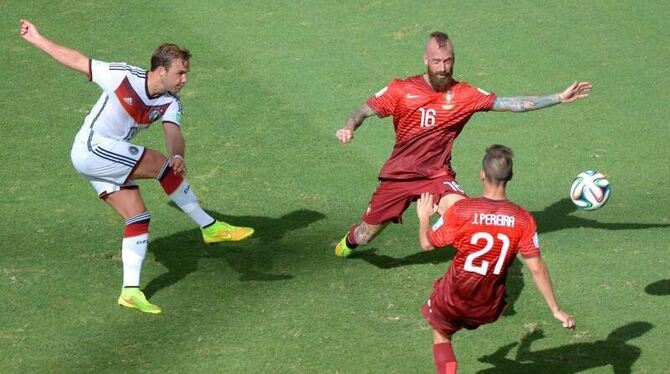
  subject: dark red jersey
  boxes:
[367,76,495,180]
[427,197,540,325]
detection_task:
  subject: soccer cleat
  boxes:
[334,235,353,258]
[117,288,162,314]
[202,220,254,244]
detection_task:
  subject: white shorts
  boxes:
[71,137,145,197]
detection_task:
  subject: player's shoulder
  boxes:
[385,75,423,88]
[453,80,493,95]
[106,62,147,78]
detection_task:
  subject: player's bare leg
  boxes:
[104,188,161,314]
[432,329,457,374]
[132,148,254,243]
[335,221,389,258]
[432,193,467,230]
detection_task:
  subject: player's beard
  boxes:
[427,69,452,92]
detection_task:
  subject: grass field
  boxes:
[1,1,669,372]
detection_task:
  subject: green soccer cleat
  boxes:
[202,220,254,244]
[118,287,162,314]
[334,235,353,258]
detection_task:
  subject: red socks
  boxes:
[433,342,457,374]
[158,165,183,195]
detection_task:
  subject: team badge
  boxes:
[129,146,139,155]
[442,90,454,110]
[149,109,161,122]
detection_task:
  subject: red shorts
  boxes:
[361,175,466,225]
[421,295,505,336]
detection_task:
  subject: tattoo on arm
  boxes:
[344,104,377,131]
[493,95,560,112]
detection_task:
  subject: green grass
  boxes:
[1,0,669,372]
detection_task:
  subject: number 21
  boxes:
[463,232,510,275]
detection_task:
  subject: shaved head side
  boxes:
[482,144,514,185]
[428,31,450,49]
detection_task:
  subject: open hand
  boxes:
[558,81,592,103]
[416,192,438,220]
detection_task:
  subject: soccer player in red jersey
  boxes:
[416,145,574,374]
[20,20,254,313]
[334,31,592,257]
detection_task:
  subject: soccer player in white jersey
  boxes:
[20,19,254,314]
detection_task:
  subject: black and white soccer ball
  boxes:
[570,170,611,210]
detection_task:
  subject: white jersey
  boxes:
[74,59,182,149]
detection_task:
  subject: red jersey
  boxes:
[367,76,496,180]
[427,197,540,324]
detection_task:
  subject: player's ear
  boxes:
[423,53,428,66]
[480,169,486,181]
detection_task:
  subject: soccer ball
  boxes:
[570,170,611,210]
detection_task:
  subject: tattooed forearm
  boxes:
[344,104,377,130]
[493,94,561,112]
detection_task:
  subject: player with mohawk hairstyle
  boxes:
[334,31,591,257]
[20,19,254,314]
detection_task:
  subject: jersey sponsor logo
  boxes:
[477,87,491,96]
[406,93,421,99]
[374,86,388,98]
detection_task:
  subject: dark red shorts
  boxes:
[361,175,466,225]
[421,295,505,336]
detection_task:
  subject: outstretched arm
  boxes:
[524,256,575,329]
[335,103,377,143]
[19,19,89,76]
[492,81,592,112]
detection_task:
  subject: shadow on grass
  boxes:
[354,247,524,316]
[533,198,670,234]
[350,198,668,270]
[143,208,326,298]
[645,279,670,296]
[476,321,652,373]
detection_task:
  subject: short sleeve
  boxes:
[427,205,459,248]
[518,213,541,258]
[162,98,183,126]
[89,59,128,93]
[366,79,401,118]
[470,85,497,112]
